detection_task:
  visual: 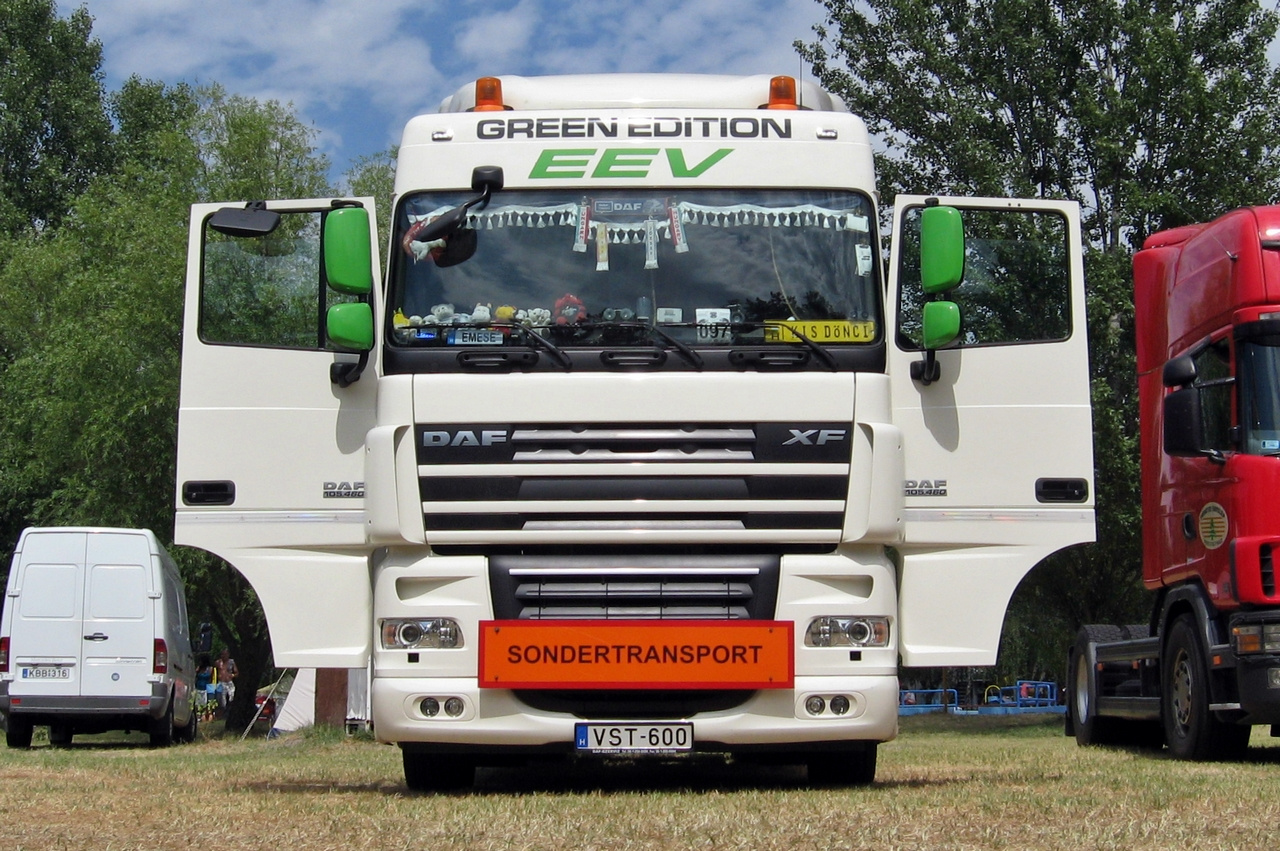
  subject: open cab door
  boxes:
[888,197,1095,666]
[175,198,380,668]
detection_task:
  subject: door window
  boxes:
[896,206,1071,348]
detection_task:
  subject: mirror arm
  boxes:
[331,352,369,387]
[910,349,940,385]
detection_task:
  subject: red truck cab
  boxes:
[1070,207,1280,759]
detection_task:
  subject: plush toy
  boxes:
[471,303,492,325]
[555,293,586,325]
[402,217,447,263]
[430,303,455,324]
[517,307,552,328]
[495,305,517,324]
[392,309,410,328]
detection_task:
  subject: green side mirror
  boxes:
[324,207,373,295]
[922,300,961,349]
[327,302,374,351]
[920,205,964,294]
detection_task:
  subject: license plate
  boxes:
[575,722,693,754]
[448,328,504,345]
[20,665,70,680]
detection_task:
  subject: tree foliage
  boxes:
[800,0,1280,683]
[0,10,335,728]
[0,0,115,235]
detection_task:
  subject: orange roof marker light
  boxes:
[473,77,506,112]
[767,75,800,110]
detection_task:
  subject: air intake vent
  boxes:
[490,555,780,620]
[1262,544,1275,597]
[415,422,852,544]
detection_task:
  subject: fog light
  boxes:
[420,697,440,717]
[830,695,851,715]
[1268,668,1280,689]
[444,697,465,717]
[805,696,826,715]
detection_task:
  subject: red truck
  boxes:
[1067,206,1280,759]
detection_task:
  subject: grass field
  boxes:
[2,714,1279,850]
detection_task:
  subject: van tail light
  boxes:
[153,639,168,674]
[0,636,9,673]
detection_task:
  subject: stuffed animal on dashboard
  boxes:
[554,293,586,325]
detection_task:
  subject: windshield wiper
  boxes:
[514,325,572,370]
[584,321,704,369]
[647,325,704,369]
[761,323,839,371]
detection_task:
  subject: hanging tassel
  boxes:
[573,203,590,253]
[644,219,659,269]
[668,206,689,254]
[595,222,609,271]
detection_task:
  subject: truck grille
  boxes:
[489,555,780,620]
[416,422,851,544]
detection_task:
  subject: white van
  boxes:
[0,528,198,747]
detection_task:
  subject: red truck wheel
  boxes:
[1162,616,1249,760]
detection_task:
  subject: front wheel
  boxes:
[1162,616,1250,760]
[48,723,73,747]
[403,751,475,792]
[807,743,877,787]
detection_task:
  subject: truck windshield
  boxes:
[1239,339,1280,454]
[387,189,879,349]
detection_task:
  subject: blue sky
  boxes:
[76,0,828,180]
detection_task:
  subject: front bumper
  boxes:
[373,674,899,753]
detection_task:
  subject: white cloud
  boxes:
[73,0,828,173]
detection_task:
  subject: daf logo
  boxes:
[782,428,847,446]
[422,430,509,447]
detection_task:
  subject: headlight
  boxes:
[805,616,890,648]
[381,618,462,649]
[1232,624,1280,655]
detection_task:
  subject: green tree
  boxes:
[799,0,1280,681]
[0,0,115,235]
[344,146,397,239]
[0,76,336,731]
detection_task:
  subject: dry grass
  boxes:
[2,714,1279,850]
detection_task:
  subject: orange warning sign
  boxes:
[479,620,794,690]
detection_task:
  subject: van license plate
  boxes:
[575,722,693,754]
[20,666,70,680]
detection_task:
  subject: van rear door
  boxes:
[8,531,85,698]
[78,533,156,699]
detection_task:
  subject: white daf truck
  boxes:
[175,74,1094,789]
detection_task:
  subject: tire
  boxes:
[48,723,73,747]
[1069,625,1128,746]
[402,751,475,792]
[5,716,33,749]
[807,743,877,787]
[178,706,198,744]
[1162,615,1251,761]
[149,700,175,748]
